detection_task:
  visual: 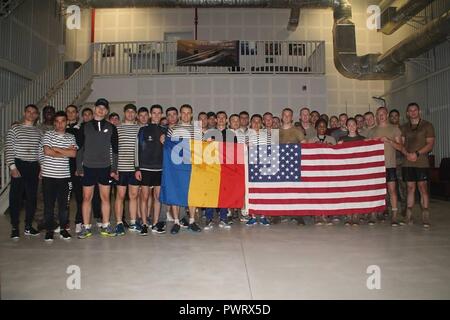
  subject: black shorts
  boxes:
[140,170,162,187]
[402,167,429,182]
[386,168,397,182]
[82,166,112,186]
[116,171,139,187]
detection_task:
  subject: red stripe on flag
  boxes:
[300,172,385,182]
[248,206,386,216]
[301,149,384,160]
[249,183,387,194]
[301,161,385,171]
[249,195,386,205]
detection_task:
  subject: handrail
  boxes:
[0,57,94,201]
[92,40,326,76]
[0,56,65,137]
[47,57,93,111]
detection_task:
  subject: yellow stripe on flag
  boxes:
[188,140,221,208]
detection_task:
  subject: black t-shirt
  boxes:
[339,134,365,143]
[136,124,164,171]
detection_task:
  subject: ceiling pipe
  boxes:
[67,0,337,9]
[380,0,435,35]
[287,7,300,31]
[376,9,450,72]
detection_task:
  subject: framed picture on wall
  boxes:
[265,42,281,56]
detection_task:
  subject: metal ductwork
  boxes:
[376,9,450,72]
[380,0,435,35]
[287,7,300,31]
[331,0,403,80]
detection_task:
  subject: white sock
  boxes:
[84,224,92,229]
[102,223,109,228]
[189,218,195,224]
[174,219,180,225]
[130,219,136,224]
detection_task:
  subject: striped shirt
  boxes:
[247,128,271,146]
[5,124,43,168]
[167,123,202,140]
[41,130,77,178]
[117,123,140,172]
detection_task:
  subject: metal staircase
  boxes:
[0,57,94,214]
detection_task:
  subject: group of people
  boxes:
[5,98,435,242]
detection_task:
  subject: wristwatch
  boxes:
[415,151,420,157]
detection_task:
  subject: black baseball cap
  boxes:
[95,98,109,109]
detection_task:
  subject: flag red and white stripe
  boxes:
[247,140,387,216]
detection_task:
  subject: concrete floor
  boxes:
[1,199,450,300]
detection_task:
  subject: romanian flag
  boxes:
[160,139,245,208]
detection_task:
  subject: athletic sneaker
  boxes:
[140,224,149,236]
[240,215,250,222]
[259,217,270,226]
[368,220,376,226]
[391,220,400,227]
[180,217,190,229]
[77,226,92,239]
[75,223,82,234]
[45,231,54,242]
[204,219,214,230]
[54,226,61,233]
[11,229,19,239]
[171,223,181,234]
[100,225,116,237]
[24,227,40,236]
[60,229,71,240]
[188,222,202,232]
[129,223,142,232]
[115,223,126,236]
[96,219,103,228]
[219,220,231,229]
[151,222,166,234]
[332,216,341,223]
[246,217,257,226]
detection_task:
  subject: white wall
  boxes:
[87,74,327,118]
[91,0,385,115]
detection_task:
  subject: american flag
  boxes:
[247,140,386,216]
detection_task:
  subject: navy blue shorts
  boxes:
[402,167,429,182]
[140,171,162,187]
[386,168,397,182]
[116,171,139,186]
[81,166,112,187]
